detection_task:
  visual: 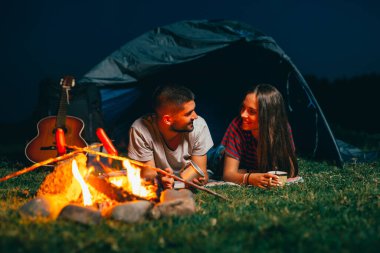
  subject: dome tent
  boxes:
[78,19,343,166]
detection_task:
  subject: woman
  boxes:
[221,83,298,188]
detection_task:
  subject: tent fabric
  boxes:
[80,20,283,85]
[336,139,378,163]
[78,19,344,166]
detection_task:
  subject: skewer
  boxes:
[67,145,229,201]
[0,143,103,183]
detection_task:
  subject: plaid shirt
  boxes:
[221,116,295,171]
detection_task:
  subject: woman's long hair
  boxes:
[249,84,298,177]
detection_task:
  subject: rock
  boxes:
[151,189,196,218]
[152,197,196,217]
[160,189,193,202]
[19,196,53,219]
[111,200,153,223]
[19,195,80,220]
[58,204,102,225]
[149,205,161,220]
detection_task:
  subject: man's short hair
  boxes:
[152,85,195,112]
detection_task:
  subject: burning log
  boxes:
[86,174,139,202]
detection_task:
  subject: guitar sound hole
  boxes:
[53,127,68,134]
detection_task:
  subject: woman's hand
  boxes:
[249,173,281,189]
[161,167,175,189]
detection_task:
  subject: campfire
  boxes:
[17,152,199,224]
[0,129,227,225]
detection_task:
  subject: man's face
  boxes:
[240,93,259,133]
[170,100,198,132]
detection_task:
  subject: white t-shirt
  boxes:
[127,114,214,175]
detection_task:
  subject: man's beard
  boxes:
[170,121,194,133]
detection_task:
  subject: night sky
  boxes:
[1,0,379,123]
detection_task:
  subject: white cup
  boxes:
[268,171,288,186]
[180,161,205,182]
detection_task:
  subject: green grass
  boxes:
[0,157,379,253]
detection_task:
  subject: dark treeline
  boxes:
[305,73,379,135]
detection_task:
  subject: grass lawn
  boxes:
[0,157,379,253]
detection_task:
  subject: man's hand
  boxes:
[191,155,208,186]
[161,167,175,189]
[140,167,157,180]
[192,175,208,186]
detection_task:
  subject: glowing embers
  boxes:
[71,157,158,208]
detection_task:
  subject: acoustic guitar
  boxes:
[25,76,88,164]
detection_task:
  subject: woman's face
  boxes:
[240,93,259,134]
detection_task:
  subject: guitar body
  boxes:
[25,116,88,164]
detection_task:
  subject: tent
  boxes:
[76,19,344,166]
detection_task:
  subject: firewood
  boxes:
[86,174,140,202]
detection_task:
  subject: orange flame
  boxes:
[72,159,93,206]
[71,158,156,207]
[122,159,156,199]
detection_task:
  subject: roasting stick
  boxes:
[67,145,229,201]
[0,143,103,183]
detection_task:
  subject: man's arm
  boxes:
[127,124,154,162]
[128,120,174,189]
[191,154,208,185]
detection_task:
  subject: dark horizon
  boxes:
[1,0,379,123]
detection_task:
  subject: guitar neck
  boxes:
[56,87,69,129]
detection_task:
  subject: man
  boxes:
[127,85,214,189]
